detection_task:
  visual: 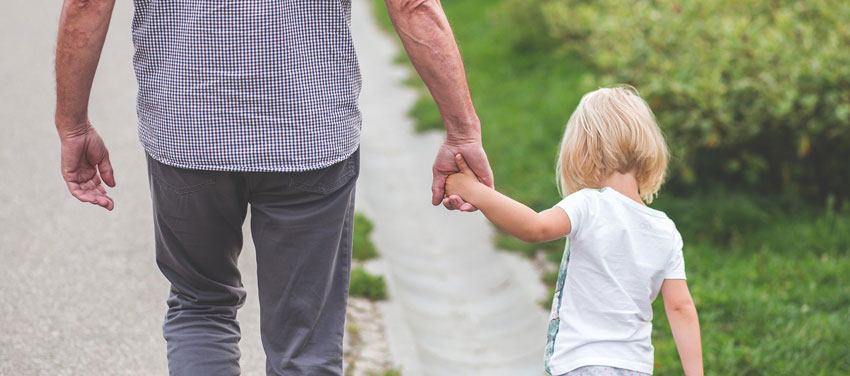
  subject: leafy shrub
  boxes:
[353,213,379,261]
[349,266,387,301]
[507,0,850,202]
[651,191,784,246]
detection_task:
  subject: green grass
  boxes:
[350,266,388,301]
[651,202,850,374]
[351,212,387,300]
[353,213,379,261]
[369,370,402,376]
[370,0,850,374]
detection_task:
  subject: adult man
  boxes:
[54,0,491,375]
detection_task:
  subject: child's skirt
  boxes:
[559,366,650,376]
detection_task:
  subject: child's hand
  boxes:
[445,154,482,199]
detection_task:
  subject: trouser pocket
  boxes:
[289,149,359,195]
[146,154,217,195]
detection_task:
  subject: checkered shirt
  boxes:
[131,0,362,172]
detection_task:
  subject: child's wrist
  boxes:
[463,181,485,203]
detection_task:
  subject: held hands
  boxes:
[59,123,116,211]
[445,154,483,205]
[432,139,493,212]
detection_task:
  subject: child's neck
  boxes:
[601,171,644,205]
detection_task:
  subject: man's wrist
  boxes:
[444,115,481,145]
[55,116,92,140]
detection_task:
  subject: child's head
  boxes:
[557,85,668,203]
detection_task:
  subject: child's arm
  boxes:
[661,279,704,376]
[445,155,570,243]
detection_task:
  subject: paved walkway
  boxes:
[0,1,261,374]
[0,0,547,375]
[352,2,548,375]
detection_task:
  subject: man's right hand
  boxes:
[59,123,116,211]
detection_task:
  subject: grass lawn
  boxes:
[351,212,387,301]
[370,0,850,374]
[353,213,379,262]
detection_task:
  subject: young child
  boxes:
[445,86,703,376]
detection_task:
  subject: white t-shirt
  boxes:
[546,187,686,375]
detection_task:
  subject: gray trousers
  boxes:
[146,151,359,376]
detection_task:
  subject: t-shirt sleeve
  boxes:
[664,231,687,280]
[554,190,591,237]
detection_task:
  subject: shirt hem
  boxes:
[141,143,359,173]
[550,357,653,375]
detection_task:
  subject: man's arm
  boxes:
[662,280,704,376]
[385,0,493,211]
[55,0,117,211]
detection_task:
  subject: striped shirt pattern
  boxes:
[131,0,362,172]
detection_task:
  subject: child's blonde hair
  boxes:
[557,85,668,203]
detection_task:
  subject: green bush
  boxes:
[651,191,789,246]
[349,266,388,301]
[353,213,379,261]
[371,0,850,373]
[508,0,850,202]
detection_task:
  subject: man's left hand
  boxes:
[432,139,493,212]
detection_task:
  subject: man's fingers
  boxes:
[99,196,115,211]
[98,155,116,187]
[90,194,114,211]
[459,202,477,212]
[444,194,474,212]
[443,195,458,210]
[67,182,91,201]
[90,173,102,188]
[444,195,474,212]
[71,189,97,205]
[469,155,494,188]
[448,195,463,209]
[432,173,447,206]
[479,167,494,188]
[442,197,455,210]
[67,181,114,211]
[86,192,114,211]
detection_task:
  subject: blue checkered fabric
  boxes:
[131,0,362,172]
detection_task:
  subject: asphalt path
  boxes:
[0,1,264,374]
[0,1,548,375]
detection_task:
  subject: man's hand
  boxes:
[59,124,116,211]
[432,139,493,212]
[55,0,115,210]
[445,154,482,199]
